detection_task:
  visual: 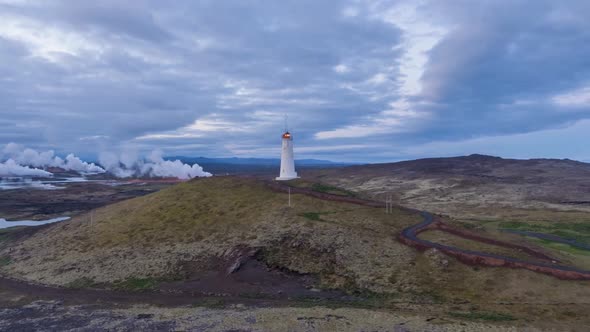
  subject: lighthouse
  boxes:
[276,131,299,181]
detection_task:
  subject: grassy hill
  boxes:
[1,176,590,325]
[0,177,421,293]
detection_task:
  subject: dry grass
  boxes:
[306,163,590,298]
[2,176,590,328]
[418,229,546,262]
[450,209,590,270]
[0,177,420,294]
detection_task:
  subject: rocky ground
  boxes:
[0,182,174,220]
[305,154,590,219]
[1,300,534,332]
[2,173,590,330]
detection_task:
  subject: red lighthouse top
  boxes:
[282,132,292,139]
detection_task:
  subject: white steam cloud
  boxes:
[2,143,105,174]
[0,159,53,177]
[1,143,211,180]
[99,150,212,179]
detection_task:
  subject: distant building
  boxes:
[276,131,298,181]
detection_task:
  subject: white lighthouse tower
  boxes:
[276,130,298,181]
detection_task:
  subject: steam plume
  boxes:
[1,143,211,180]
[2,143,105,174]
[99,150,212,179]
[0,159,53,177]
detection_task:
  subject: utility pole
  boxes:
[385,194,393,214]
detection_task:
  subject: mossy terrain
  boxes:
[527,237,590,256]
[86,178,281,247]
[67,272,170,292]
[112,277,159,291]
[445,214,590,269]
[299,212,324,221]
[66,277,99,289]
[498,220,590,246]
[418,230,544,262]
[285,179,358,198]
[310,183,357,197]
[1,177,422,295]
[0,228,21,247]
[298,211,344,222]
[2,176,590,327]
[0,256,11,267]
[0,182,173,221]
[449,311,515,322]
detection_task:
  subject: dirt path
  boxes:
[399,212,590,280]
[267,179,590,280]
[0,272,335,309]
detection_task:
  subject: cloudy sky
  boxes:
[1,0,589,163]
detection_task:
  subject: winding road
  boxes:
[399,211,590,280]
[267,180,590,280]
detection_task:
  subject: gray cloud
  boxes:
[419,1,590,138]
[0,0,589,162]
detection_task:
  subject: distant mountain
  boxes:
[166,156,355,175]
[168,156,352,166]
[305,154,590,218]
[321,153,590,177]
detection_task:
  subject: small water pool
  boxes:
[0,217,70,229]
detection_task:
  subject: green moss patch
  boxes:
[531,238,590,256]
[499,221,590,246]
[311,183,357,197]
[112,277,159,291]
[299,212,324,221]
[0,256,11,267]
[284,180,358,197]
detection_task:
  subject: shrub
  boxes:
[113,277,158,291]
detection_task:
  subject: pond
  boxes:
[0,217,70,229]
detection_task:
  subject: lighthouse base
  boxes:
[275,175,299,181]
